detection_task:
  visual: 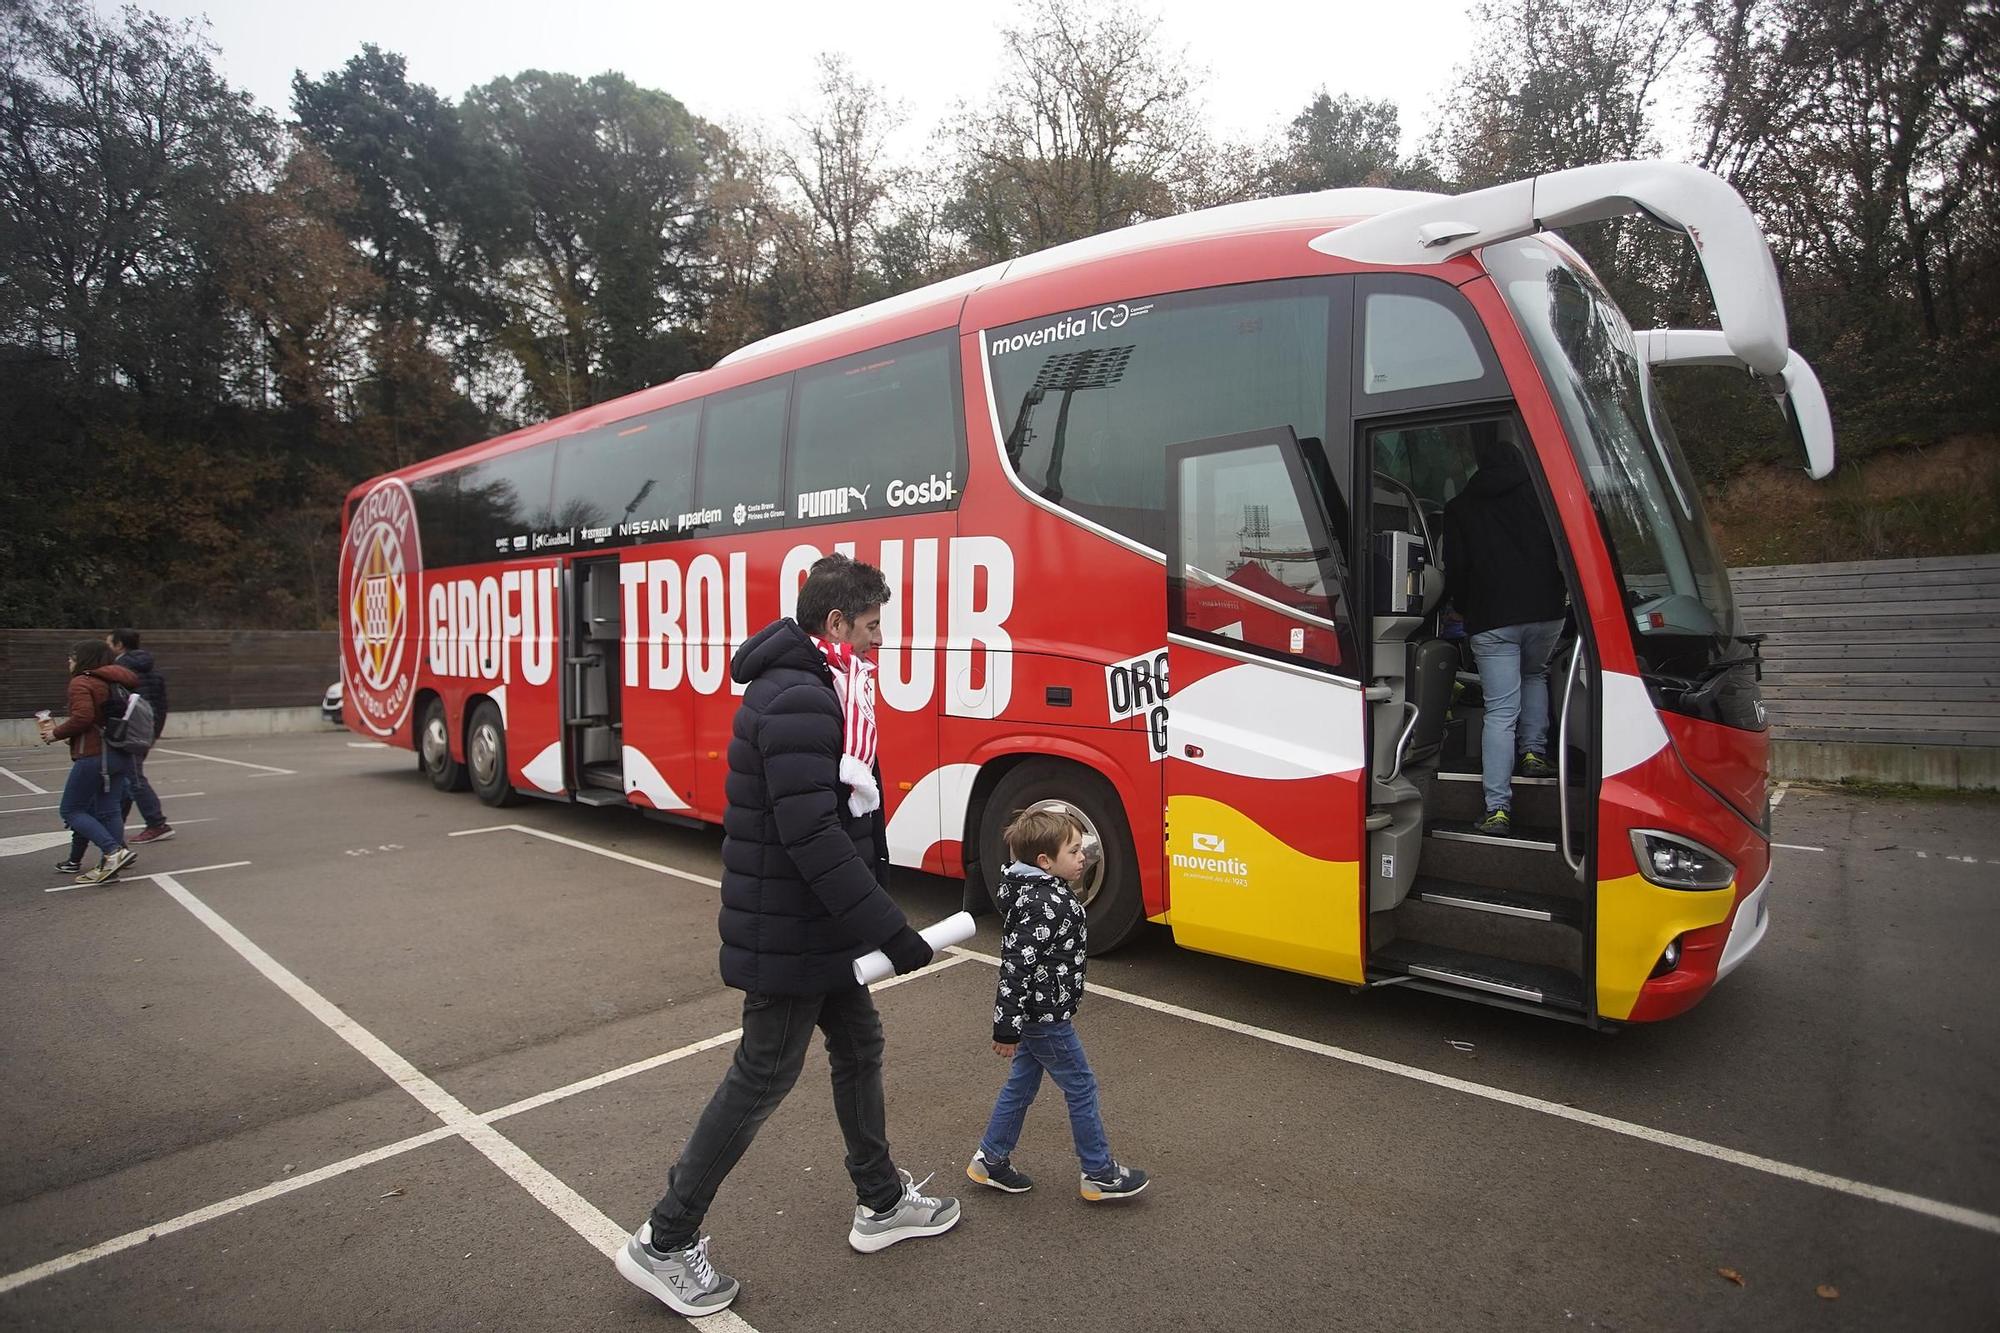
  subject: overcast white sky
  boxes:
[136,0,1482,158]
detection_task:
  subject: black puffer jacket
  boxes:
[717,618,913,995]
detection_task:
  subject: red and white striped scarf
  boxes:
[812,634,880,816]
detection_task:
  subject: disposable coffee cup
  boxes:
[35,710,51,722]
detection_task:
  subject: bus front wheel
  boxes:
[421,699,468,792]
[977,759,1146,954]
[467,701,517,808]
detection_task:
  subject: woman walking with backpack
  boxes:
[38,640,141,885]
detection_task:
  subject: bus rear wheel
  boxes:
[977,759,1146,954]
[420,698,468,792]
[467,701,517,808]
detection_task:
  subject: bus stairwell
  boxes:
[1362,422,1596,1020]
[566,557,627,806]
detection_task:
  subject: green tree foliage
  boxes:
[1267,91,1445,193]
[461,70,720,414]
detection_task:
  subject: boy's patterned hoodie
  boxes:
[991,862,1089,1043]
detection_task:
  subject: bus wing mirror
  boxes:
[1636,329,1836,481]
[1312,160,1789,376]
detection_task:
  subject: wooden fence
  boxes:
[1732,554,2000,750]
[1,630,337,719]
[4,555,1996,761]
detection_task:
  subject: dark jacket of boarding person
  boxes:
[1442,434,1568,834]
[109,627,173,844]
[616,554,958,1321]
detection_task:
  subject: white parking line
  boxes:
[151,747,296,776]
[347,742,387,749]
[45,860,252,893]
[0,792,207,815]
[1768,781,1790,811]
[1774,843,1826,852]
[943,947,2000,1238]
[452,823,722,888]
[141,868,758,1332]
[0,765,49,795]
[0,1127,460,1297]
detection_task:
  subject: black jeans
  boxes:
[650,985,901,1248]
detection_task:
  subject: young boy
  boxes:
[967,804,1150,1201]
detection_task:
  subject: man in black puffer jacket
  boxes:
[618,555,959,1320]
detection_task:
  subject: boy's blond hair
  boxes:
[1003,804,1082,866]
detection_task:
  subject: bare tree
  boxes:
[944,0,1215,260]
[772,54,906,319]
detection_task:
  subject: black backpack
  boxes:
[101,680,157,753]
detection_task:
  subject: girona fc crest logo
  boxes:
[338,479,423,736]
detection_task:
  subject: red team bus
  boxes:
[339,161,1835,1026]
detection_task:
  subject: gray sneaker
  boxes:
[848,1169,961,1253]
[614,1224,739,1317]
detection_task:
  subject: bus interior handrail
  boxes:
[1558,638,1585,880]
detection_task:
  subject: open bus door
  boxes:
[1161,427,1370,982]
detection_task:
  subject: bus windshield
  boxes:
[1487,239,1751,707]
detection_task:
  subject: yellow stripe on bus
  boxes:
[1595,874,1736,1020]
[1165,795,1364,984]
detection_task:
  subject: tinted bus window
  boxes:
[696,377,789,533]
[409,471,461,566]
[789,333,961,525]
[457,446,556,560]
[552,401,700,549]
[988,281,1334,552]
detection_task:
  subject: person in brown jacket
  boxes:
[38,640,141,885]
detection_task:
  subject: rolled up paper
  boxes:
[852,911,976,985]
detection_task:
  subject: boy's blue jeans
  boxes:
[979,1020,1112,1176]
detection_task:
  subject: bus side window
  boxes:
[788,331,962,525]
[551,401,700,544]
[696,377,790,531]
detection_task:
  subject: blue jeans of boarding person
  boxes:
[60,750,129,858]
[979,1020,1112,1176]
[1471,619,1565,814]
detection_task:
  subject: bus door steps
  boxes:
[1429,765,1568,828]
[1427,819,1559,853]
[572,788,628,808]
[1414,879,1580,926]
[1371,939,1584,1012]
[1415,819,1581,898]
[1383,876,1583,973]
[579,763,624,792]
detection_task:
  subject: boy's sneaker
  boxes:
[53,858,82,874]
[848,1169,961,1253]
[614,1223,739,1317]
[74,847,136,884]
[966,1150,1035,1193]
[1080,1162,1151,1202]
[1473,809,1512,837]
[1517,751,1555,779]
[130,824,175,844]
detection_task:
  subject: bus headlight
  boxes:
[1630,830,1734,890]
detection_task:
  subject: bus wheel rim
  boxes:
[471,724,499,786]
[1032,798,1107,910]
[422,714,448,769]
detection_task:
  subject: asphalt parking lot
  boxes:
[1,733,1996,1331]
